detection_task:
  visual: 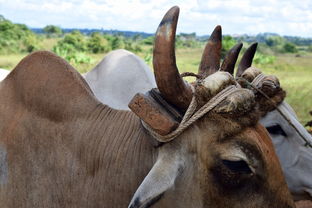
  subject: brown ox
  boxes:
[0,6,294,208]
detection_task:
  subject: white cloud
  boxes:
[0,0,311,37]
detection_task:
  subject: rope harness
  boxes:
[247,74,312,148]
[142,72,311,148]
[143,84,238,143]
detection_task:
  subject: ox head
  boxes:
[221,41,312,200]
[128,6,294,208]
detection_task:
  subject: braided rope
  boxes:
[251,73,266,87]
[143,85,238,143]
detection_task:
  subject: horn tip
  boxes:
[209,25,222,41]
[165,6,180,18]
[171,5,180,11]
[250,42,258,49]
[158,6,180,29]
[236,42,243,50]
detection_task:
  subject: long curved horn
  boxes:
[236,42,258,77]
[198,25,222,78]
[153,6,192,111]
[220,43,243,75]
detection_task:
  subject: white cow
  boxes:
[262,102,312,200]
[84,49,156,110]
[83,49,312,200]
[0,68,9,81]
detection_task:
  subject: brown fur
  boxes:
[295,200,312,208]
[0,51,155,207]
[0,51,294,207]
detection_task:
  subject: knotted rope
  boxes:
[142,85,238,143]
[245,74,312,148]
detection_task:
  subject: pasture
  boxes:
[0,46,311,125]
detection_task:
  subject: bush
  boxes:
[111,36,125,50]
[144,53,152,65]
[53,45,93,64]
[43,25,62,37]
[142,36,154,45]
[124,40,142,53]
[282,42,298,53]
[87,32,111,53]
[222,36,236,57]
[0,16,40,54]
[53,31,93,64]
[253,53,276,65]
[53,30,87,53]
[265,36,285,47]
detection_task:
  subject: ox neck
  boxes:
[70,104,159,206]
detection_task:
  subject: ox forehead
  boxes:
[0,6,294,208]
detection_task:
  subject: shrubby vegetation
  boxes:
[43,25,62,37]
[51,31,144,64]
[222,36,236,57]
[0,15,39,54]
[253,53,276,65]
[263,35,298,53]
[87,32,111,53]
[176,33,202,48]
[0,14,309,66]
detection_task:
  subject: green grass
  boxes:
[0,53,28,69]
[0,48,311,125]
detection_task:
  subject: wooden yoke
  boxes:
[129,89,183,136]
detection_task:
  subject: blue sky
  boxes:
[1,0,312,37]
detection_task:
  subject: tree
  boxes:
[52,30,87,58]
[87,32,111,53]
[111,36,125,50]
[265,36,285,47]
[222,36,236,57]
[0,15,39,54]
[142,36,154,45]
[283,42,298,53]
[43,25,62,37]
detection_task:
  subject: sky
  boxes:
[1,0,312,37]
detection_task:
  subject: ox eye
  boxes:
[266,125,287,137]
[222,160,252,174]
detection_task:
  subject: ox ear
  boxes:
[3,51,98,121]
[128,150,185,208]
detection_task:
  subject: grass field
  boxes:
[0,47,311,125]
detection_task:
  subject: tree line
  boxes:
[1,14,310,65]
